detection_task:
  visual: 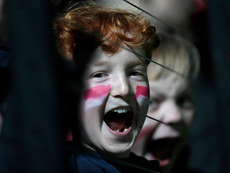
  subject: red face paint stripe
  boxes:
[84,85,111,100]
[136,86,149,99]
[136,126,153,141]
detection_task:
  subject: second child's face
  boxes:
[132,76,194,172]
[79,46,149,158]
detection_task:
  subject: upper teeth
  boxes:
[113,108,129,113]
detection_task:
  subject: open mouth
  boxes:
[104,108,134,134]
[146,138,179,160]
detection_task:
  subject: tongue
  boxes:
[107,120,126,132]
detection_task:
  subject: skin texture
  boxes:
[78,46,150,158]
[132,75,194,173]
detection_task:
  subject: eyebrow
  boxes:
[149,91,165,99]
[149,86,167,98]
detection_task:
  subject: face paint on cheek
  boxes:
[84,85,111,110]
[136,126,153,141]
[135,86,149,106]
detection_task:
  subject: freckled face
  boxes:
[78,46,149,158]
[132,77,194,172]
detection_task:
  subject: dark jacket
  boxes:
[67,145,160,173]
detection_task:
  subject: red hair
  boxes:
[53,3,159,62]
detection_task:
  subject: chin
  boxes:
[102,142,133,158]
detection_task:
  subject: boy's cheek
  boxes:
[136,126,153,141]
[135,85,149,106]
[83,85,111,110]
[84,85,111,99]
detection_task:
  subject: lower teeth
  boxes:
[116,128,128,132]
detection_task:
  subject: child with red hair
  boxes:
[53,2,160,173]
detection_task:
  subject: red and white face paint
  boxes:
[84,85,111,110]
[135,85,149,107]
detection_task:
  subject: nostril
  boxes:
[166,121,186,133]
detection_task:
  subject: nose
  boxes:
[162,100,183,126]
[110,74,131,98]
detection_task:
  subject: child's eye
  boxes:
[177,96,193,109]
[129,71,146,80]
[90,72,108,80]
[130,71,141,76]
[149,98,160,111]
[149,98,160,105]
[93,73,106,78]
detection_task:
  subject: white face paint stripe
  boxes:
[85,97,105,110]
[84,85,111,110]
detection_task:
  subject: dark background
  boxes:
[0,0,229,173]
[188,0,230,173]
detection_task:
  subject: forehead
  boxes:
[87,46,146,66]
[149,77,192,97]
